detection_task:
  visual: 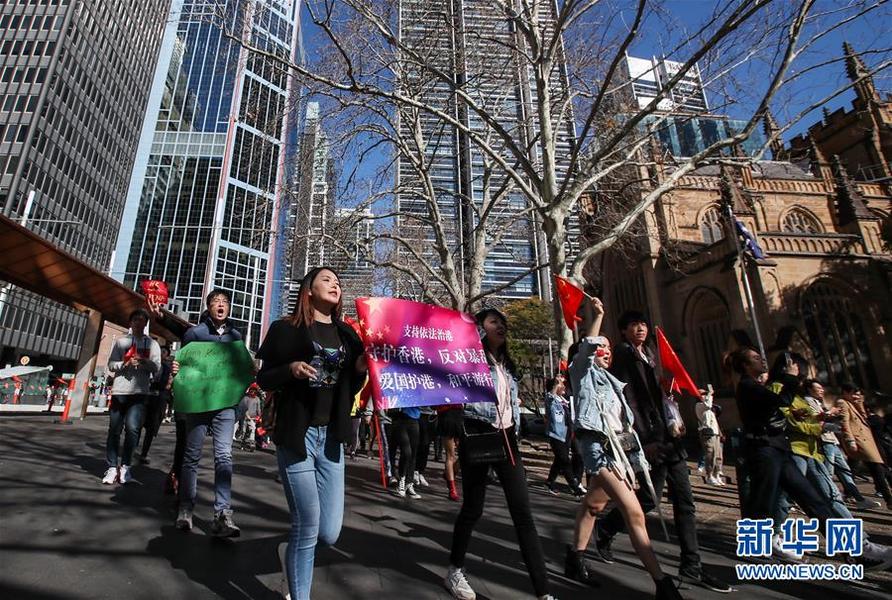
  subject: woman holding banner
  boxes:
[444,308,557,600]
[256,267,367,600]
[565,297,683,600]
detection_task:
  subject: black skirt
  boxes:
[437,408,464,438]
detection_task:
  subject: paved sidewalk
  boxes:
[1,416,890,599]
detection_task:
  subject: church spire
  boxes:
[762,111,786,161]
[843,42,879,106]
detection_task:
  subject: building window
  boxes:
[802,282,878,389]
[700,205,724,244]
[686,289,731,388]
[782,207,822,233]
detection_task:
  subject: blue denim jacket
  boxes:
[545,392,570,441]
[569,337,636,435]
[463,363,520,432]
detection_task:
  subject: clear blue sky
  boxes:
[300,0,891,195]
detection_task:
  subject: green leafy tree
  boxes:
[503,298,559,413]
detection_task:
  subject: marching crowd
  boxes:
[100,267,892,600]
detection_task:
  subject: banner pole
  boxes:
[373,413,387,489]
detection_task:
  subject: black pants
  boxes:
[450,425,548,596]
[745,444,834,522]
[140,396,165,458]
[601,457,702,575]
[392,415,420,479]
[415,415,433,475]
[546,437,578,488]
[866,461,892,503]
[570,435,584,483]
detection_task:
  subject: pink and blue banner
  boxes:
[354,298,497,410]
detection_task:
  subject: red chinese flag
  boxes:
[558,358,569,372]
[554,275,585,329]
[343,316,364,340]
[655,327,701,400]
[140,280,169,306]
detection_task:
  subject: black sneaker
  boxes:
[210,510,241,538]
[679,570,732,593]
[655,576,683,600]
[564,546,600,586]
[594,531,615,564]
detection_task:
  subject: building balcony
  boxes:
[758,232,866,256]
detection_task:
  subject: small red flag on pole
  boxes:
[655,327,702,400]
[554,275,585,329]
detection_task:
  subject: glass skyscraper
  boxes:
[621,54,767,158]
[396,0,578,301]
[0,0,171,366]
[113,0,303,350]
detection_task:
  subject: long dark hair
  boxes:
[475,308,518,377]
[289,267,344,328]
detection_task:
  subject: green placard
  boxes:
[172,341,255,414]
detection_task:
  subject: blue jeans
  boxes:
[822,442,863,500]
[776,454,854,526]
[277,426,345,600]
[179,407,236,515]
[106,395,147,468]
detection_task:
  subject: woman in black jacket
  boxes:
[256,267,367,600]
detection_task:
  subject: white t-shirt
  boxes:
[493,364,514,430]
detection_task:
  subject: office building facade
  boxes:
[396,0,578,302]
[113,0,303,350]
[0,0,171,367]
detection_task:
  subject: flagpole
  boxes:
[725,205,767,360]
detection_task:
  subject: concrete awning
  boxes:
[0,214,187,340]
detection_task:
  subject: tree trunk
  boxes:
[541,211,574,358]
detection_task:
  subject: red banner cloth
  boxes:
[140,280,169,306]
[655,327,702,400]
[554,275,585,329]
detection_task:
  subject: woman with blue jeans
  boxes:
[566,297,682,600]
[257,267,366,600]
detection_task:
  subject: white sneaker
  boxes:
[406,483,422,499]
[415,473,430,487]
[862,541,892,571]
[394,477,407,498]
[855,498,881,510]
[119,465,133,484]
[102,467,118,485]
[444,565,476,600]
[772,535,801,562]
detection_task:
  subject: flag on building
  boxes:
[734,219,767,260]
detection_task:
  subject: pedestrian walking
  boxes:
[137,345,172,464]
[544,374,585,496]
[565,297,682,599]
[444,308,557,600]
[695,387,724,486]
[103,309,161,485]
[731,347,835,535]
[414,407,435,488]
[256,267,367,600]
[772,369,892,567]
[235,385,262,451]
[173,289,246,537]
[595,310,731,593]
[839,382,892,509]
[391,406,423,499]
[803,380,878,508]
[437,403,463,501]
